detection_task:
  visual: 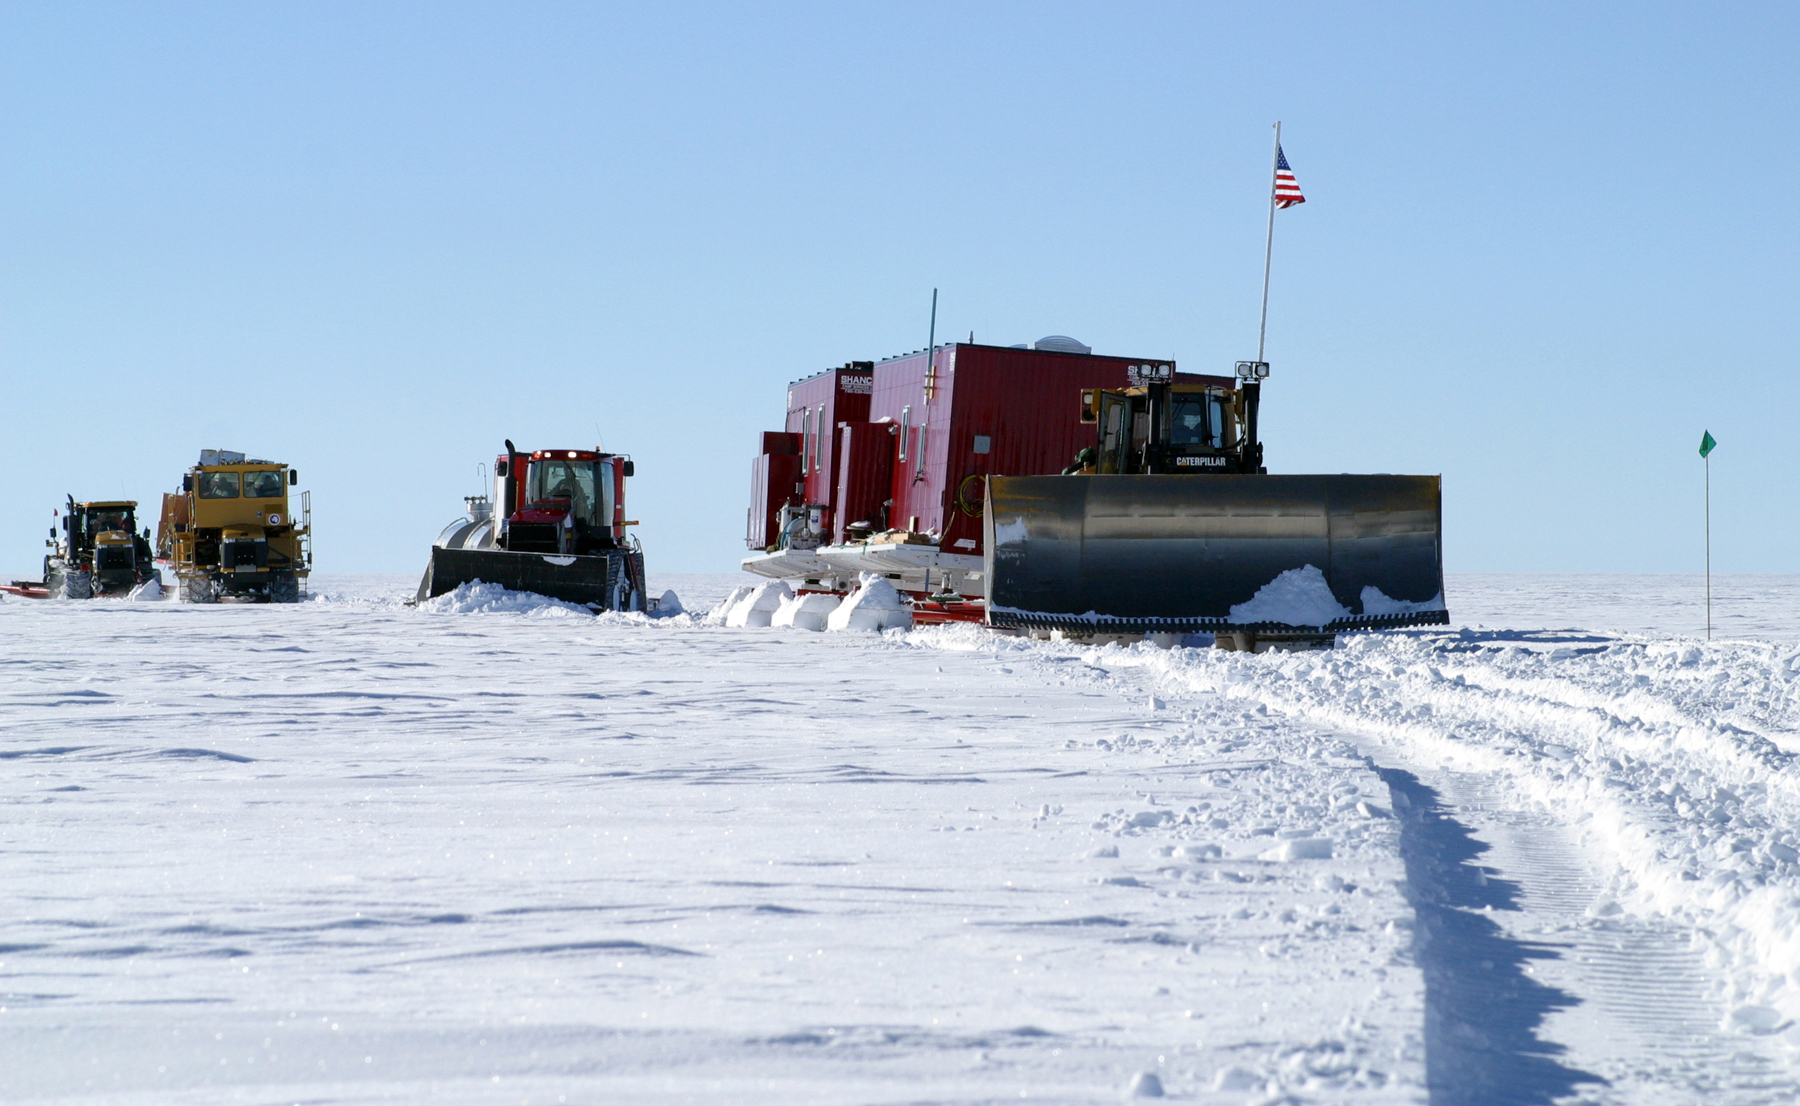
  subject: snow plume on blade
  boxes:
[1229,565,1351,627]
[1106,630,1800,1040]
[420,581,695,623]
[418,580,595,618]
[1360,587,1445,617]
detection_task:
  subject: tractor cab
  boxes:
[60,500,154,593]
[1079,379,1264,476]
[493,446,635,556]
[78,503,137,541]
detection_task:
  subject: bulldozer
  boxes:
[24,498,157,598]
[984,362,1446,650]
[415,441,649,611]
[157,449,311,602]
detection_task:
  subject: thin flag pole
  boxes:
[927,287,937,365]
[1256,122,1282,363]
[1699,429,1716,639]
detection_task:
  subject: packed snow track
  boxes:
[2,572,1798,1105]
[1077,606,1800,1104]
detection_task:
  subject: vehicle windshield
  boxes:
[89,510,132,533]
[1167,395,1218,447]
[243,470,284,499]
[198,471,240,498]
[527,460,600,525]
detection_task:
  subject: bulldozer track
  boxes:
[1379,765,1796,1105]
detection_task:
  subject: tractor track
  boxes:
[1049,630,1800,1103]
[1379,764,1796,1105]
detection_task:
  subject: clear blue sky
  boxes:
[4,2,1795,576]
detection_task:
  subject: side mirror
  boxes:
[289,469,299,485]
[495,460,509,477]
[182,475,193,491]
[622,460,635,478]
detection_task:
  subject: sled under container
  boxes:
[983,473,1447,634]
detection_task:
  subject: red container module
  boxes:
[743,340,1228,599]
[747,432,801,551]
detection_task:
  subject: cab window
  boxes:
[527,460,601,526]
[243,470,285,499]
[1168,396,1217,447]
[199,472,240,498]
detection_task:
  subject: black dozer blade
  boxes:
[984,474,1447,634]
[416,546,646,611]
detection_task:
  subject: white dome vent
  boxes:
[1029,335,1091,355]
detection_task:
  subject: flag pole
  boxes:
[1705,451,1711,641]
[1256,121,1282,364]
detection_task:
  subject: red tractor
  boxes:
[416,440,648,611]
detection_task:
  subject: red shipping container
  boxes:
[832,423,895,543]
[865,344,1228,555]
[747,451,801,551]
[744,341,1230,593]
[782,366,872,532]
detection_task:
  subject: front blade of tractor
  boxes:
[983,474,1446,634]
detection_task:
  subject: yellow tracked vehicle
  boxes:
[158,449,311,603]
[13,499,156,598]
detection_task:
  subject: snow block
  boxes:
[706,586,751,625]
[771,591,841,632]
[1127,1071,1164,1097]
[726,581,792,628]
[1262,837,1333,861]
[826,575,911,632]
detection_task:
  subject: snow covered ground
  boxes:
[2,572,1798,1104]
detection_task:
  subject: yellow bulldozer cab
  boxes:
[1079,385,1247,475]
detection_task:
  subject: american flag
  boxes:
[1273,145,1305,208]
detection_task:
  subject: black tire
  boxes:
[185,576,220,604]
[268,572,300,604]
[58,568,91,600]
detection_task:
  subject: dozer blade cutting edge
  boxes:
[417,546,644,611]
[983,474,1447,634]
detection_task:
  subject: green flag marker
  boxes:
[1700,430,1717,458]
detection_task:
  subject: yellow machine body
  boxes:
[158,455,311,603]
